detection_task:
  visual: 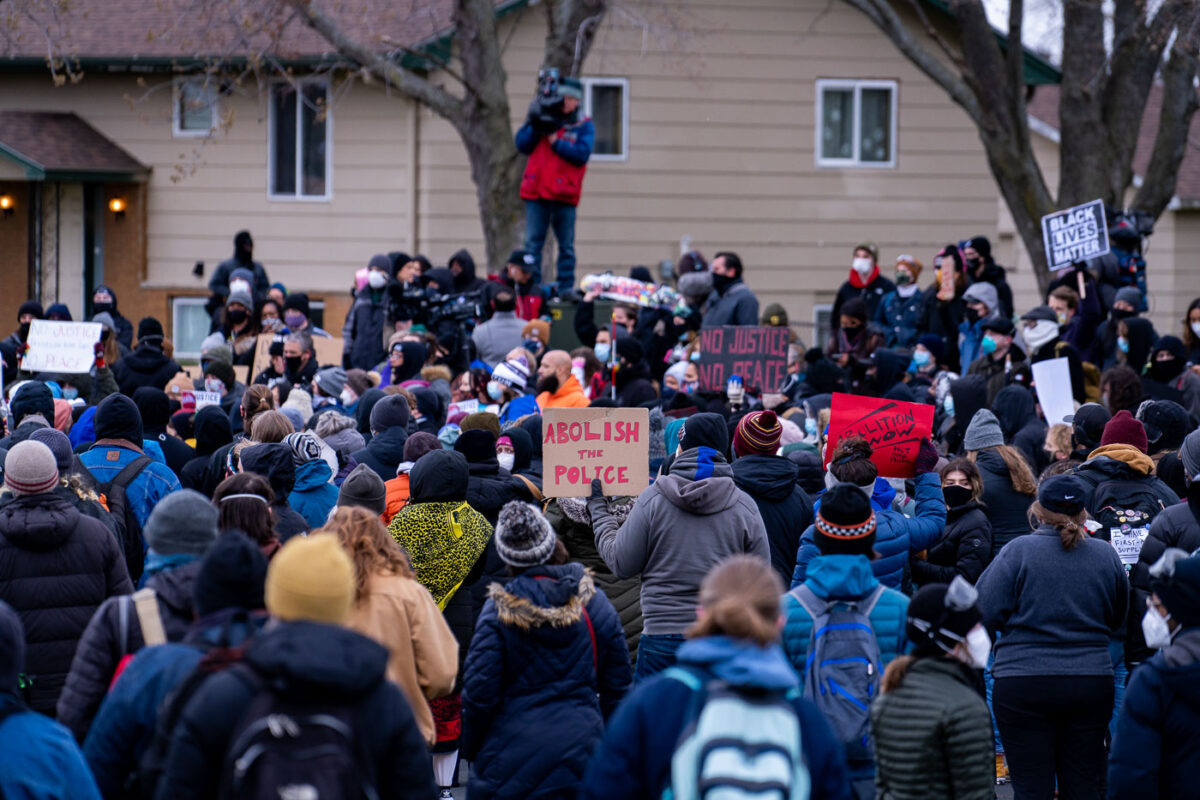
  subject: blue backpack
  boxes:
[660,666,811,800]
[788,584,884,767]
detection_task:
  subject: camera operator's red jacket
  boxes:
[515,116,595,206]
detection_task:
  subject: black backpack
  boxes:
[91,455,153,584]
[1089,477,1169,570]
[219,665,379,800]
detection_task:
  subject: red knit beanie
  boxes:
[733,410,782,458]
[1100,409,1149,455]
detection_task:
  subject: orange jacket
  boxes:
[384,473,411,524]
[537,375,591,409]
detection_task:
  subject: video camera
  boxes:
[395,286,484,328]
[528,66,567,135]
[1106,206,1155,253]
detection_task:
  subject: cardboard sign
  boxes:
[696,326,789,392]
[1042,199,1109,271]
[825,393,935,478]
[1030,357,1074,426]
[543,407,649,497]
[250,332,345,379]
[23,320,102,373]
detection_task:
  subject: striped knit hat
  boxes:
[4,441,60,496]
[814,483,877,556]
[733,410,782,458]
[492,357,529,393]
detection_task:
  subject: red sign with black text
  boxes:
[824,393,935,478]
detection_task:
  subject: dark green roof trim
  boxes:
[921,0,1061,85]
[397,0,531,71]
[0,142,148,182]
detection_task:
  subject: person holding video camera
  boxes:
[515,69,594,300]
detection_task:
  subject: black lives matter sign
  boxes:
[697,325,789,393]
[1041,199,1109,271]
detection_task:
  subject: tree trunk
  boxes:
[458,113,527,272]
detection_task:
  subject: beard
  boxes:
[537,374,561,395]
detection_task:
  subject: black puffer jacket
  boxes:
[56,560,201,740]
[351,425,408,482]
[731,454,813,583]
[974,448,1034,559]
[111,344,182,395]
[0,492,132,716]
[912,498,992,586]
[154,621,437,800]
[546,497,642,659]
[993,385,1048,476]
[239,443,309,540]
[464,459,523,526]
[613,361,658,408]
[180,406,232,491]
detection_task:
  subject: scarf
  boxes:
[849,263,880,289]
[139,550,197,588]
[389,500,492,608]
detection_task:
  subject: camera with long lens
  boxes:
[529,66,566,135]
[393,286,483,327]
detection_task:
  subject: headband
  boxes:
[219,493,269,504]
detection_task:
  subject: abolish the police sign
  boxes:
[1041,199,1109,271]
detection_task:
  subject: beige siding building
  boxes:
[0,0,1194,355]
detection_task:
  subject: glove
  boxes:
[94,341,106,370]
[726,375,745,408]
[913,438,940,476]
[15,342,28,369]
[590,478,604,499]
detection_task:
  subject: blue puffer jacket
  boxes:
[287,459,338,529]
[791,472,947,590]
[875,286,926,348]
[461,563,632,800]
[781,554,910,676]
[0,696,102,800]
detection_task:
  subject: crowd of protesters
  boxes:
[1,227,1200,800]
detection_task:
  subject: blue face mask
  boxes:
[981,335,997,355]
[689,351,702,362]
[594,342,611,363]
[805,417,818,436]
[913,349,931,367]
[1117,336,1130,354]
[62,387,79,401]
[944,396,955,417]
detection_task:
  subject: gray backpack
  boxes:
[789,584,884,766]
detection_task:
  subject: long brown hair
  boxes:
[242,385,275,432]
[213,472,276,546]
[318,506,414,602]
[1029,501,1088,550]
[967,444,1036,496]
[939,458,983,501]
[686,556,783,646]
[250,410,293,443]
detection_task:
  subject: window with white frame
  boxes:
[172,296,213,360]
[269,80,331,199]
[173,78,218,137]
[813,303,833,352]
[582,77,628,161]
[815,80,897,168]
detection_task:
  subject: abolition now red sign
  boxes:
[824,393,935,478]
[696,325,789,393]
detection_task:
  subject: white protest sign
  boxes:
[447,399,479,418]
[23,320,102,373]
[1041,199,1109,271]
[1031,357,1075,426]
[193,391,222,410]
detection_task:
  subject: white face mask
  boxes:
[571,366,586,389]
[852,257,874,277]
[497,453,515,472]
[340,389,357,406]
[965,625,992,668]
[204,378,225,394]
[1142,608,1175,650]
[1191,321,1200,339]
[367,270,387,290]
[1023,319,1059,351]
[229,279,252,296]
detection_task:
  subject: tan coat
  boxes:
[348,571,459,746]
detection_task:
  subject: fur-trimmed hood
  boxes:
[488,563,596,630]
[556,494,636,526]
[421,364,453,384]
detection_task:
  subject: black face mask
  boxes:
[943,485,973,509]
[964,307,981,324]
[1150,357,1182,382]
[712,272,736,293]
[1110,308,1135,322]
[285,356,303,376]
[92,302,113,315]
[227,309,248,325]
[17,322,30,342]
[966,257,982,272]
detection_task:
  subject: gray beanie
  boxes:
[3,441,59,496]
[315,366,347,398]
[1181,429,1200,481]
[963,408,1005,451]
[29,427,74,474]
[143,489,219,556]
[337,463,387,515]
[227,291,254,311]
[1114,286,1142,308]
[494,500,557,568]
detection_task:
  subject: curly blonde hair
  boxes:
[318,506,414,602]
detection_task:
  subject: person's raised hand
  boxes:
[913,437,940,476]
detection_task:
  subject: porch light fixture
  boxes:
[0,195,13,218]
[108,197,126,219]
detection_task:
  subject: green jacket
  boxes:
[870,657,994,800]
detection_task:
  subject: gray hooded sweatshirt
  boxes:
[589,447,769,635]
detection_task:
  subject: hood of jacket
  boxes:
[1082,444,1156,477]
[993,385,1037,440]
[1123,317,1157,371]
[450,248,478,290]
[94,393,144,444]
[489,563,595,630]
[0,492,80,549]
[366,425,409,465]
[805,554,879,599]
[614,358,653,390]
[950,375,988,435]
[675,635,798,691]
[123,343,171,373]
[240,442,297,496]
[732,454,800,502]
[245,619,388,700]
[293,458,333,491]
[355,388,386,435]
[424,268,455,295]
[193,405,233,456]
[656,447,739,514]
[146,559,203,617]
[410,448,469,502]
